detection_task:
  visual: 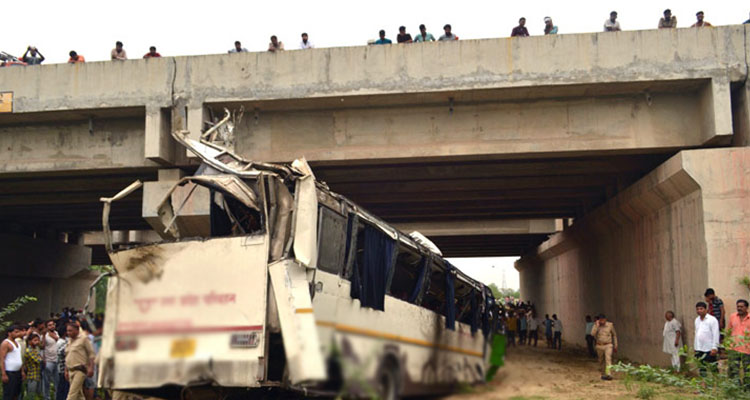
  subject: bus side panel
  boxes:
[319,279,486,396]
[105,235,269,389]
[98,275,120,388]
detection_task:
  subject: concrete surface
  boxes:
[0,26,748,172]
[517,147,750,366]
[0,25,748,369]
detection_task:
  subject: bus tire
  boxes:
[377,357,400,400]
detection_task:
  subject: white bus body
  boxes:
[97,123,495,399]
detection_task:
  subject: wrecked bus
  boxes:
[96,111,496,399]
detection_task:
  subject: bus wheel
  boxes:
[377,359,399,400]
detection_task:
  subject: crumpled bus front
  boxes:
[98,235,269,391]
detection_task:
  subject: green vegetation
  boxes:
[635,385,657,399]
[0,295,37,332]
[739,276,750,288]
[488,283,520,300]
[89,265,114,314]
[611,331,750,400]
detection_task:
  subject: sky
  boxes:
[447,257,520,290]
[3,1,749,63]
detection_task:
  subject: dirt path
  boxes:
[442,343,688,400]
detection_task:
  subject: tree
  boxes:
[488,283,520,300]
[0,295,37,332]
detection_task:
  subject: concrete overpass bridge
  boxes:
[1,25,748,365]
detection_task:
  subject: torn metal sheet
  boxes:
[292,175,318,269]
[268,259,326,384]
[155,175,260,239]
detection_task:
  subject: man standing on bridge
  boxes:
[692,11,712,27]
[604,11,621,32]
[591,314,618,380]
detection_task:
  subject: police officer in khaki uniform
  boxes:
[64,322,94,400]
[591,313,618,380]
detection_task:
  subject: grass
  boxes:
[635,384,657,399]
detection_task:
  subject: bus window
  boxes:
[421,264,446,315]
[348,223,397,311]
[210,190,263,237]
[455,281,473,325]
[317,207,347,275]
[387,247,422,304]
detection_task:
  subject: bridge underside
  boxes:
[0,152,671,261]
[0,26,749,368]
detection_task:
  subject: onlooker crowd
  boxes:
[2,308,103,400]
[2,10,747,68]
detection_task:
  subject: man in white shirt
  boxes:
[42,320,59,400]
[552,314,563,350]
[299,33,314,49]
[694,301,720,376]
[528,313,539,347]
[604,11,621,32]
[663,311,682,370]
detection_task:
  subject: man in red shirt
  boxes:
[728,299,750,390]
[143,46,161,58]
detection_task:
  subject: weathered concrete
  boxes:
[0,233,91,279]
[517,147,750,366]
[0,234,95,322]
[394,219,556,237]
[0,270,98,324]
[0,26,748,172]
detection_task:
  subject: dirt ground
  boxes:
[442,343,692,400]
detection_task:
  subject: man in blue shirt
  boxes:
[414,24,435,42]
[374,30,392,45]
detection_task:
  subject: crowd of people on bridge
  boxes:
[3,10,750,67]
[2,308,103,400]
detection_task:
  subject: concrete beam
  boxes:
[1,27,746,115]
[0,26,747,174]
[394,219,556,237]
[0,233,91,279]
[144,106,175,165]
[82,230,161,246]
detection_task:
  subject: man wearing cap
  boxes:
[658,9,677,28]
[692,11,712,27]
[543,17,558,35]
[111,41,127,61]
[604,11,621,32]
[591,314,618,380]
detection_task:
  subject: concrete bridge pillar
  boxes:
[517,147,750,366]
[0,233,95,322]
